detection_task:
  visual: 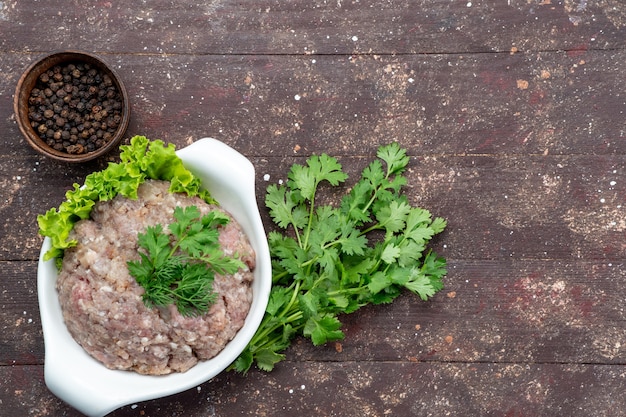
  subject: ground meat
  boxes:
[56,180,255,375]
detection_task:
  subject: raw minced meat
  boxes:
[56,180,255,375]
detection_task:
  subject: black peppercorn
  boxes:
[27,60,124,155]
[30,112,43,122]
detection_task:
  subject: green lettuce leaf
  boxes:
[37,136,214,262]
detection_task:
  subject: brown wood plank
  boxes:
[4,49,624,160]
[290,259,626,366]
[4,258,625,368]
[3,362,626,417]
[1,0,624,55]
[4,152,626,261]
[0,261,41,366]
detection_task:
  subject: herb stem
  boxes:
[359,222,383,235]
[291,220,303,248]
[249,309,304,349]
[302,191,316,250]
[281,280,302,318]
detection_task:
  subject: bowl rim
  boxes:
[38,138,272,417]
[14,50,130,162]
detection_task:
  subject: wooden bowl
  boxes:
[14,51,130,163]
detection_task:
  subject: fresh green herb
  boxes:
[232,143,447,373]
[38,136,214,262]
[127,205,246,316]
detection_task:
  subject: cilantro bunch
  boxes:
[233,143,447,373]
[127,206,245,317]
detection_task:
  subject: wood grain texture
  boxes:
[4,258,624,367]
[4,153,626,262]
[4,49,625,161]
[2,0,626,415]
[1,0,624,54]
[3,362,626,417]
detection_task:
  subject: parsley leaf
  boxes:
[127,205,245,316]
[233,143,447,373]
[289,154,348,201]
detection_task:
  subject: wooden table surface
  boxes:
[2,1,626,416]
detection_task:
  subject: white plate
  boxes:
[37,138,271,417]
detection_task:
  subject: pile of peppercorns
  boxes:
[27,62,124,155]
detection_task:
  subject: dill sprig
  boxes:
[127,205,245,317]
